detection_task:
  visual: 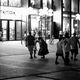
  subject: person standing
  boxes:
[25,32,35,59]
[33,31,37,58]
[64,32,71,65]
[70,32,80,61]
[55,38,65,64]
[50,35,54,44]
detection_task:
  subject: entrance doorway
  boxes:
[30,15,51,39]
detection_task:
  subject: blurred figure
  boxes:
[55,38,65,64]
[0,31,2,41]
[50,35,54,44]
[25,32,35,59]
[38,37,49,59]
[32,30,37,58]
[23,31,27,46]
[70,32,80,61]
[64,32,71,65]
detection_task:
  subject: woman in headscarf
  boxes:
[38,37,49,59]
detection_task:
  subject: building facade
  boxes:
[0,0,80,41]
[62,0,80,36]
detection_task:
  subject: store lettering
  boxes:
[0,10,15,15]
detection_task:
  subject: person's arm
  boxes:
[77,37,80,48]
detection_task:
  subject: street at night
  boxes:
[0,40,80,80]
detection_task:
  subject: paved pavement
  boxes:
[0,40,80,80]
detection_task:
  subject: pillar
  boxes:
[28,15,31,32]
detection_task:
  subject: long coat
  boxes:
[38,40,49,56]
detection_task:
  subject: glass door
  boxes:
[9,21,15,40]
[16,21,21,40]
[2,21,7,40]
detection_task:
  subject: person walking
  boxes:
[50,35,54,44]
[38,37,49,59]
[55,38,65,64]
[25,32,35,59]
[33,31,37,58]
[70,32,80,61]
[64,32,71,65]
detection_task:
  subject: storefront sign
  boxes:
[0,10,15,15]
[0,6,21,20]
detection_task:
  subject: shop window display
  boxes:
[9,0,21,7]
[1,0,21,7]
[1,0,8,6]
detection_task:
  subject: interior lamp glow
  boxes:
[43,7,48,15]
[48,9,53,16]
[76,14,80,20]
[54,10,61,24]
[27,7,33,15]
[39,9,43,16]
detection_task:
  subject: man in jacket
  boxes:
[25,32,35,59]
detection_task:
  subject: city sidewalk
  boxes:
[0,39,58,56]
[0,40,80,80]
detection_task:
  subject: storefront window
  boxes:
[2,21,7,40]
[1,0,8,6]
[9,21,15,40]
[63,17,70,34]
[30,0,42,9]
[9,0,21,7]
[79,0,80,13]
[71,0,78,12]
[16,21,21,40]
[63,0,70,11]
[1,0,21,7]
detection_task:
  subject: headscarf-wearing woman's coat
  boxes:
[38,37,49,56]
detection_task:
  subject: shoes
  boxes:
[34,56,37,58]
[55,61,59,65]
[30,56,33,59]
[41,56,45,59]
[74,58,78,61]
[71,56,73,60]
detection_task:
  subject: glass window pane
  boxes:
[16,21,21,40]
[63,0,70,11]
[9,0,21,7]
[63,17,70,34]
[43,0,47,7]
[31,0,41,9]
[1,0,8,6]
[79,0,80,13]
[71,0,78,12]
[2,21,7,40]
[9,21,15,40]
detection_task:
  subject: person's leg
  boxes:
[65,52,70,64]
[55,56,59,64]
[41,55,45,59]
[71,49,74,60]
[43,55,45,58]
[30,51,33,59]
[62,55,65,62]
[74,49,78,61]
[34,45,37,58]
[29,46,33,59]
[34,50,37,58]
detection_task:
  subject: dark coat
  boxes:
[38,39,49,56]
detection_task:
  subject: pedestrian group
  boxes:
[55,32,80,65]
[24,31,80,65]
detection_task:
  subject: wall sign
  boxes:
[0,6,21,20]
[0,10,15,15]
